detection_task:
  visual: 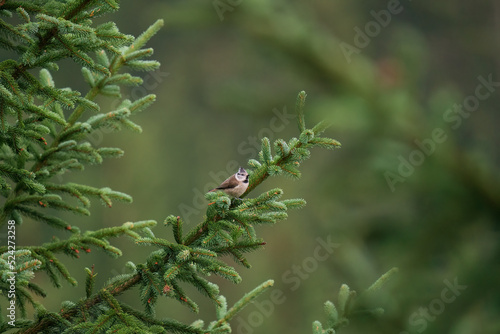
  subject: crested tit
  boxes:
[210,167,249,198]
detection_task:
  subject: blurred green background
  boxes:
[13,0,500,333]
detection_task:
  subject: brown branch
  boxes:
[19,273,142,334]
[184,221,210,246]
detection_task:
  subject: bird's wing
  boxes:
[216,177,238,189]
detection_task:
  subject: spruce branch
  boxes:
[243,90,341,196]
[11,0,99,79]
[182,91,339,249]
[18,273,143,334]
[0,5,165,329]
[296,90,307,132]
[212,279,274,330]
[312,268,398,333]
[0,4,164,228]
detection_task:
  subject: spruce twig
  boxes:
[213,280,274,330]
[312,268,398,333]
